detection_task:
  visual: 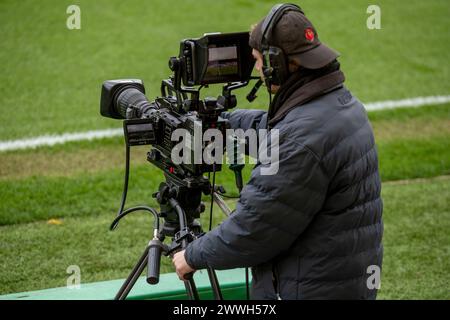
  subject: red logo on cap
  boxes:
[305,28,315,42]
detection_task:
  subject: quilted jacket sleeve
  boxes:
[221,109,267,131]
[185,132,330,269]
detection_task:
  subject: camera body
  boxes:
[100,32,254,179]
[101,33,257,295]
[101,79,228,177]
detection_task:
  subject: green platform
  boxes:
[0,269,248,300]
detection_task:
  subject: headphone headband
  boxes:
[260,3,303,49]
[259,3,304,88]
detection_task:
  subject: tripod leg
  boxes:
[184,278,200,300]
[213,192,232,217]
[115,247,149,300]
[245,268,250,300]
[207,268,223,300]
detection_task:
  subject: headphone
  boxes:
[260,3,304,88]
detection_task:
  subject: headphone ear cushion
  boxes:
[267,47,288,86]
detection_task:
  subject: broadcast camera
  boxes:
[100,32,254,175]
[99,32,258,300]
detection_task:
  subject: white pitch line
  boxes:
[0,129,123,152]
[0,95,449,152]
[364,95,450,111]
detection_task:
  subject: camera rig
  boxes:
[100,32,259,300]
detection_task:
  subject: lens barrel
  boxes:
[100,80,155,119]
[115,86,153,119]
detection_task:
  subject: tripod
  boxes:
[112,173,232,300]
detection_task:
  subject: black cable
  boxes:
[110,206,159,231]
[110,143,160,232]
[117,144,130,220]
[169,198,188,232]
[216,193,240,199]
[269,91,272,110]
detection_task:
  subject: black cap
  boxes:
[249,9,339,69]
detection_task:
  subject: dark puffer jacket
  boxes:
[185,86,383,299]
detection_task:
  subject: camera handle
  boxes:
[113,239,201,300]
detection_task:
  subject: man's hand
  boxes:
[172,250,196,281]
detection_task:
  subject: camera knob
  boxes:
[197,202,206,214]
[148,149,161,162]
[168,57,179,71]
[203,97,217,110]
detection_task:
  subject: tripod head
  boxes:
[154,173,210,238]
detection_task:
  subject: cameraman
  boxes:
[173,4,383,299]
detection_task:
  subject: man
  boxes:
[173,4,383,299]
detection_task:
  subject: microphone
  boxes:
[246,79,263,102]
[228,135,245,192]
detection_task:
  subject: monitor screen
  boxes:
[204,45,239,82]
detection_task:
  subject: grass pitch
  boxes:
[0,0,449,298]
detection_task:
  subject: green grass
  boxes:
[0,199,236,295]
[0,0,449,140]
[0,213,174,295]
[0,157,249,226]
[0,0,449,299]
[378,136,450,181]
[1,176,448,298]
[1,104,448,225]
[0,103,448,297]
[0,133,448,225]
[378,177,450,299]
